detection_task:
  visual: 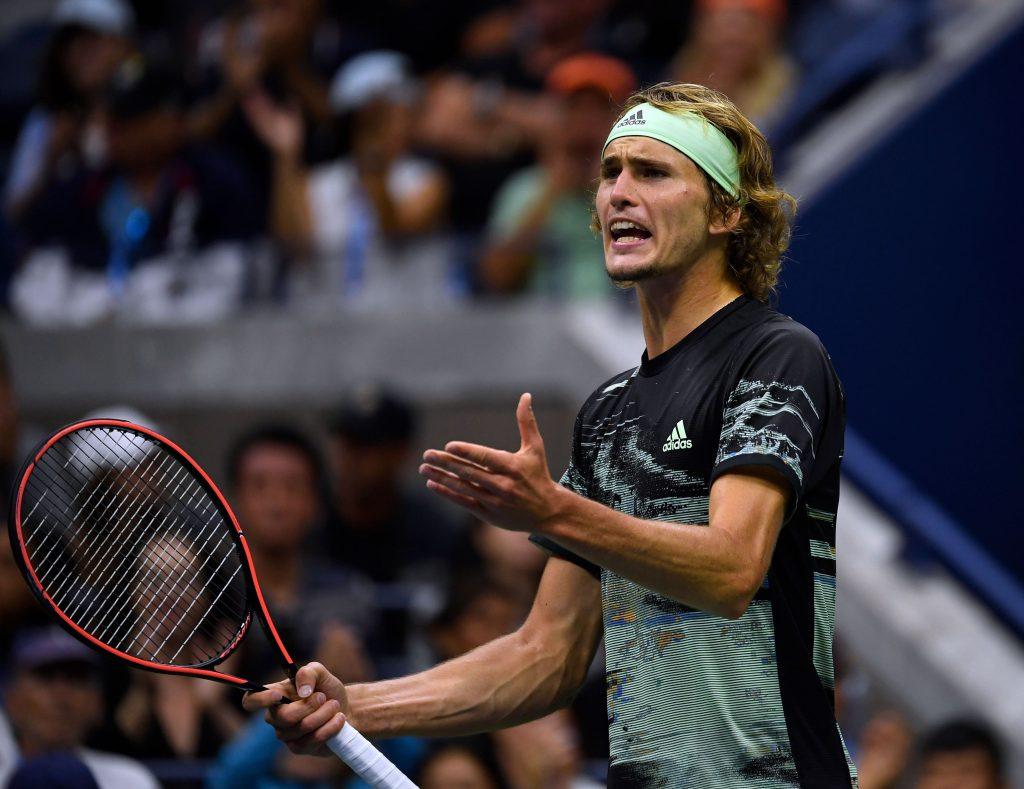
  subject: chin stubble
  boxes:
[607,264,660,286]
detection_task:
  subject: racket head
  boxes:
[8,419,295,690]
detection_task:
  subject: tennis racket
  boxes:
[8,418,417,788]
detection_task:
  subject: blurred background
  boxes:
[0,0,1022,786]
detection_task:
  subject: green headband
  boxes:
[603,103,741,199]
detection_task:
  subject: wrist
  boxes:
[344,683,383,738]
[535,482,575,537]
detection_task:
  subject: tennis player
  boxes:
[245,82,857,788]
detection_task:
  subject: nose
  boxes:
[608,170,638,210]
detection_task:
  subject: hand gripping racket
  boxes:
[8,419,418,788]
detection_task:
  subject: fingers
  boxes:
[421,450,505,495]
[424,478,486,513]
[265,689,329,730]
[294,662,328,699]
[516,392,541,450]
[444,441,514,471]
[273,693,341,743]
[287,711,348,754]
[242,680,289,712]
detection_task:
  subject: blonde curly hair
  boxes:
[595,83,796,303]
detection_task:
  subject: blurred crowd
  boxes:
[0,375,591,787]
[0,345,1014,788]
[0,0,1014,786]
[0,0,941,324]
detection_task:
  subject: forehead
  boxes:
[603,136,700,173]
[240,442,313,474]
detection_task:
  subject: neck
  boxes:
[635,250,743,360]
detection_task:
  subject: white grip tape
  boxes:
[327,722,419,788]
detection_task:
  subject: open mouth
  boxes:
[609,219,652,246]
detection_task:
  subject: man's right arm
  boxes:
[243,555,603,754]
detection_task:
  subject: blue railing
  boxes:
[843,428,1024,639]
[780,6,1024,638]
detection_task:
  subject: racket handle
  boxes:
[326,721,419,788]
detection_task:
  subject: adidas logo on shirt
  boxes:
[617,109,645,127]
[662,419,692,452]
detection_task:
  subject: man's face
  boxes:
[596,136,724,285]
[63,29,128,97]
[6,663,102,752]
[915,749,1003,789]
[234,444,318,552]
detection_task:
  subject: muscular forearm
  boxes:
[540,480,780,618]
[345,626,585,739]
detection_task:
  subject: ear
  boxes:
[709,204,742,237]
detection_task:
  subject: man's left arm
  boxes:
[543,466,787,618]
[420,394,788,620]
[422,327,839,618]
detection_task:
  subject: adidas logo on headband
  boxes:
[617,109,645,127]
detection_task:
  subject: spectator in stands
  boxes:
[0,530,50,680]
[856,710,914,789]
[103,445,250,761]
[11,55,259,325]
[0,340,20,508]
[111,650,246,760]
[188,0,351,228]
[226,425,377,683]
[325,387,463,585]
[417,739,509,789]
[480,53,635,298]
[3,0,134,222]
[413,0,613,257]
[454,518,548,603]
[246,51,455,308]
[668,0,796,128]
[418,0,615,156]
[0,628,158,788]
[6,751,102,789]
[211,418,414,789]
[913,719,1007,789]
[428,576,597,789]
[428,576,528,663]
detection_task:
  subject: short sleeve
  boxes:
[530,411,601,578]
[711,324,842,519]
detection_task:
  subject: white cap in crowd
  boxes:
[329,50,416,113]
[52,0,134,35]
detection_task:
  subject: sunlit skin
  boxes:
[599,137,717,282]
[597,135,742,357]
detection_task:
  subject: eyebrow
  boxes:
[600,154,675,171]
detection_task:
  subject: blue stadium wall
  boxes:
[778,21,1024,595]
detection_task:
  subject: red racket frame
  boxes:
[9,418,297,692]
